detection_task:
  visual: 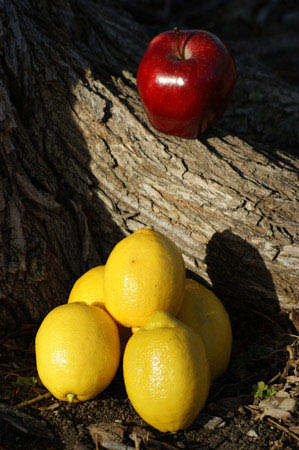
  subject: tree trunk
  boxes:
[1,0,298,335]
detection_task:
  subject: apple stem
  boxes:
[174,27,183,60]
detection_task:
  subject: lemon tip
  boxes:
[66,393,76,403]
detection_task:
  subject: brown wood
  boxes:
[0,0,298,335]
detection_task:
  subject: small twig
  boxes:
[129,432,141,450]
[97,440,134,450]
[267,418,299,443]
[268,372,281,384]
[244,405,260,412]
[148,439,181,450]
[39,401,60,411]
[246,308,285,332]
[257,349,285,360]
[14,392,51,409]
[286,345,295,360]
[211,382,240,400]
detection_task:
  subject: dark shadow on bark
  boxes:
[205,229,280,313]
[0,0,134,335]
[202,230,295,397]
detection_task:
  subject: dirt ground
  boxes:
[0,289,298,449]
[1,0,298,449]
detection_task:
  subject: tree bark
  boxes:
[0,0,298,335]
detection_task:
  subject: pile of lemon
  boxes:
[35,227,232,432]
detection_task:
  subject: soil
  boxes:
[0,287,298,449]
[1,1,298,449]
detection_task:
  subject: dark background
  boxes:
[123,0,299,87]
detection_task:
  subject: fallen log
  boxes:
[0,0,298,334]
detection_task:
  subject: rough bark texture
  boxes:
[0,0,298,335]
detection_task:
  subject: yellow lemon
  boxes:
[68,265,105,306]
[123,311,210,432]
[104,227,186,327]
[67,265,131,352]
[177,279,232,380]
[35,303,120,402]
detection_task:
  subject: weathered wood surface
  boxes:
[0,0,298,334]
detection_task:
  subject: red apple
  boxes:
[137,29,236,139]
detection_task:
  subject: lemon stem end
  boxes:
[66,393,76,403]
